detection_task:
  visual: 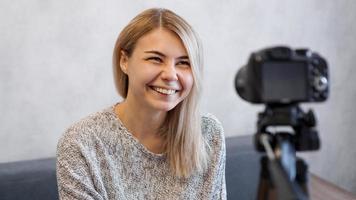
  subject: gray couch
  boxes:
[0,135,261,200]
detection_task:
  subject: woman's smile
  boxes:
[151,86,177,95]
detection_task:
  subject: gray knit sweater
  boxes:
[56,105,226,200]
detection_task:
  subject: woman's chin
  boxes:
[150,101,179,112]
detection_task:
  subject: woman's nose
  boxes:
[161,62,178,81]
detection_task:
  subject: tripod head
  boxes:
[255,103,320,153]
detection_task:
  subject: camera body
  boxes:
[235,46,329,104]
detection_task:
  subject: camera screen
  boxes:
[261,62,308,102]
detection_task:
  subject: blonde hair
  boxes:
[113,8,210,178]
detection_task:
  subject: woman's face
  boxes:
[121,28,193,112]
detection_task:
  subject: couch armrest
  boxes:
[0,158,58,200]
[226,135,261,200]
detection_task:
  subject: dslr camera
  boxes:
[235,46,329,104]
[234,46,330,199]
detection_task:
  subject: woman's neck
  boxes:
[114,99,166,141]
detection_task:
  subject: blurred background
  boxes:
[1,0,355,195]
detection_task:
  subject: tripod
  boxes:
[255,104,320,200]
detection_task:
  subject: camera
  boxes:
[234,46,330,199]
[235,46,329,104]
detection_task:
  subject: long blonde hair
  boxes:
[113,8,210,178]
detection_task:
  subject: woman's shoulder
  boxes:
[58,106,116,146]
[201,113,225,144]
[202,113,222,127]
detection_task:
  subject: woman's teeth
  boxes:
[152,87,176,95]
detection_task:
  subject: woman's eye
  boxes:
[177,61,190,67]
[146,57,163,63]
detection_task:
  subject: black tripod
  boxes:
[255,104,320,200]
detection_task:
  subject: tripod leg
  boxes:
[296,158,309,196]
[257,156,277,200]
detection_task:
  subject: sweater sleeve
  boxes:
[220,141,227,200]
[203,113,227,200]
[56,129,104,200]
[219,126,227,200]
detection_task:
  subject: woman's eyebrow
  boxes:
[177,55,189,60]
[144,50,166,57]
[144,50,188,59]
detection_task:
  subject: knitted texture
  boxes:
[56,105,226,200]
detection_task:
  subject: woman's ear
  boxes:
[120,50,129,74]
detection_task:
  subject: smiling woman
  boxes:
[56,8,226,200]
[118,28,193,113]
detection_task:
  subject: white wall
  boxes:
[1,0,355,194]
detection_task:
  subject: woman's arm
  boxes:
[220,158,227,199]
[204,113,227,200]
[56,130,104,200]
[219,131,227,200]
